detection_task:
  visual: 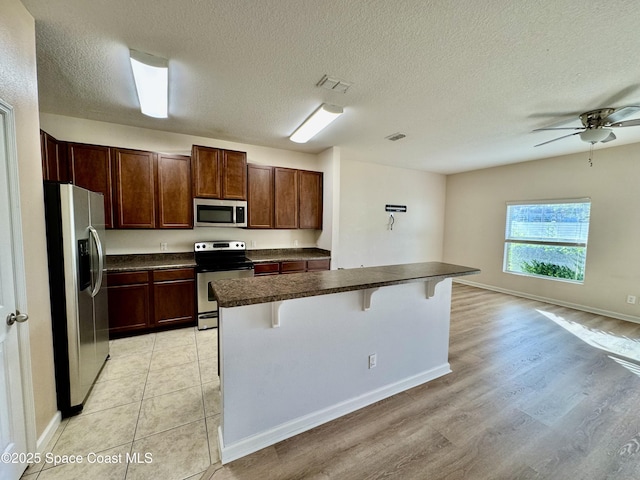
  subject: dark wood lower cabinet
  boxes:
[254,262,280,276]
[254,259,330,276]
[306,259,331,271]
[107,268,195,337]
[153,269,195,327]
[280,260,306,274]
[107,271,151,336]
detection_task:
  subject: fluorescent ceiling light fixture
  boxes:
[129,49,168,118]
[290,103,343,143]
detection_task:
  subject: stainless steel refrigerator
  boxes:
[44,183,109,417]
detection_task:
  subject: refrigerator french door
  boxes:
[44,183,109,417]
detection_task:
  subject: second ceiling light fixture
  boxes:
[289,103,344,143]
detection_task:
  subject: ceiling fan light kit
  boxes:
[533,105,640,147]
[579,127,612,144]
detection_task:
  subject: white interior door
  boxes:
[0,103,29,479]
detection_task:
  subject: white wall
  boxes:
[444,143,640,322]
[316,147,340,268]
[1,0,58,439]
[219,279,452,462]
[336,158,446,268]
[39,114,325,253]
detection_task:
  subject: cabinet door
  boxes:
[192,145,221,198]
[247,164,274,228]
[107,272,151,335]
[40,130,68,182]
[254,262,280,276]
[157,154,192,228]
[280,261,306,273]
[222,150,247,200]
[298,170,323,229]
[153,269,195,327]
[68,143,114,228]
[112,148,157,228]
[307,259,330,271]
[274,167,299,229]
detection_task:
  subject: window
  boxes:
[503,199,591,283]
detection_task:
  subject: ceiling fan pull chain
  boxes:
[588,143,594,167]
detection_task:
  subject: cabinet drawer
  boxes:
[255,262,280,275]
[280,260,306,273]
[307,259,330,271]
[153,268,195,282]
[107,271,149,286]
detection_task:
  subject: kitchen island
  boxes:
[211,262,479,464]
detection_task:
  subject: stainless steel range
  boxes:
[195,240,254,329]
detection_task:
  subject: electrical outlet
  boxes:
[368,353,377,369]
[293,239,299,247]
[160,242,168,251]
[627,295,636,305]
[251,240,257,248]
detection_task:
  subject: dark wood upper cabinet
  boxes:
[298,170,323,230]
[40,130,69,183]
[192,145,221,198]
[157,154,192,228]
[274,167,299,229]
[112,148,157,229]
[221,149,248,200]
[68,142,114,228]
[247,164,274,228]
[192,145,247,200]
[247,164,324,230]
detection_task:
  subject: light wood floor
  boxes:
[202,283,640,480]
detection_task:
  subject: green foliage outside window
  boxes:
[520,260,584,281]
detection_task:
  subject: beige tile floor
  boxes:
[21,327,220,480]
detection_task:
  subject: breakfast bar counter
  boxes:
[213,262,479,307]
[211,262,479,464]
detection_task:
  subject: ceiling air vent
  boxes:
[317,75,352,94]
[385,133,406,141]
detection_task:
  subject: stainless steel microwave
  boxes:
[194,198,247,227]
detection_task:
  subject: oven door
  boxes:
[196,268,254,329]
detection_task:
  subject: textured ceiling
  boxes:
[21,0,640,174]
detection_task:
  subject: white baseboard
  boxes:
[36,411,61,453]
[219,364,451,464]
[454,279,640,325]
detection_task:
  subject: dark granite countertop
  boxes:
[106,248,329,272]
[212,262,480,308]
[106,253,196,272]
[247,248,331,263]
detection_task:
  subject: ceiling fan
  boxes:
[533,106,640,147]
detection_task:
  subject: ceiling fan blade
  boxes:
[534,132,581,147]
[533,127,584,132]
[604,106,640,124]
[610,118,640,127]
[597,85,640,108]
[601,132,617,143]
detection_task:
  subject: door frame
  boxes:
[1,98,37,453]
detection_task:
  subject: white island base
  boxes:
[217,277,454,464]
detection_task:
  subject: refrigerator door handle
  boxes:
[88,226,104,298]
